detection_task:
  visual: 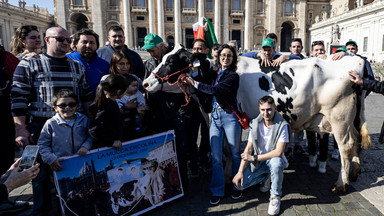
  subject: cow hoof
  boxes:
[350,169,361,182]
[331,185,346,194]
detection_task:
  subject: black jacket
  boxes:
[362,79,384,95]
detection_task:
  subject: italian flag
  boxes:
[192,17,218,58]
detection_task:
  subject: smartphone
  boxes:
[19,145,39,170]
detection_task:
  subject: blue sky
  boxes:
[8,0,54,14]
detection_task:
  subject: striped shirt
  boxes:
[11,53,93,118]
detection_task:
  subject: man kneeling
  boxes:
[232,95,290,215]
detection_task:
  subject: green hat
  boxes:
[262,38,275,48]
[345,40,357,47]
[335,47,347,53]
[150,160,158,167]
[142,33,163,50]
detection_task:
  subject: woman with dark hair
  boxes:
[185,44,242,205]
[10,25,41,60]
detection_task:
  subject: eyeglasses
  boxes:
[220,54,233,59]
[48,36,72,43]
[55,102,77,109]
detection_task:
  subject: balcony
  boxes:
[230,10,244,17]
[182,8,196,14]
[131,6,147,14]
[108,6,120,11]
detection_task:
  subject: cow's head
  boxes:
[143,44,192,93]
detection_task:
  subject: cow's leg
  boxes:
[350,140,361,182]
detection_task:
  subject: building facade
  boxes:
[310,0,384,61]
[0,1,54,51]
[54,0,330,53]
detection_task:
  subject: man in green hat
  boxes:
[345,40,358,54]
[142,33,170,78]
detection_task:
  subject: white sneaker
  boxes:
[309,155,317,167]
[318,161,326,174]
[259,174,271,193]
[331,149,340,160]
[268,195,281,215]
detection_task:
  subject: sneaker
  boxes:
[231,189,242,200]
[259,174,271,193]
[210,196,221,205]
[0,200,29,214]
[268,195,281,215]
[309,155,317,168]
[331,149,340,160]
[318,161,326,174]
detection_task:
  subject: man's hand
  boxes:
[184,77,196,86]
[112,140,122,150]
[15,127,33,148]
[272,55,289,67]
[232,172,244,189]
[349,70,363,85]
[77,147,89,156]
[259,53,272,67]
[241,152,255,162]
[317,54,327,60]
[4,163,40,192]
[332,51,346,61]
[50,158,64,171]
[22,52,39,59]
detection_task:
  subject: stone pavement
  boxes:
[9,95,384,216]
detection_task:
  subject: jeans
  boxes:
[239,157,285,196]
[210,105,241,197]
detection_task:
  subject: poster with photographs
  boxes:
[53,131,183,216]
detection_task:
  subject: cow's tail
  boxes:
[360,122,371,149]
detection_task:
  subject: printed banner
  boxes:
[54,131,183,216]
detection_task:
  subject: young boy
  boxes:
[38,89,93,171]
[116,74,148,140]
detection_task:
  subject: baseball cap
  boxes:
[262,38,275,48]
[335,47,347,53]
[142,33,163,50]
[345,40,357,47]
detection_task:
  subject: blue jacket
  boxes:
[67,51,109,96]
[242,51,301,60]
[38,112,93,165]
[97,45,146,80]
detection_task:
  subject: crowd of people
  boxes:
[0,22,382,216]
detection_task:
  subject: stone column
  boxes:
[214,0,221,42]
[298,0,306,51]
[92,0,105,45]
[148,0,155,33]
[198,0,204,19]
[267,0,276,34]
[123,0,133,48]
[174,0,182,44]
[55,0,67,30]
[157,0,165,38]
[244,0,252,51]
[223,0,229,43]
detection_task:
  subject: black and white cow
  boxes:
[143,44,371,193]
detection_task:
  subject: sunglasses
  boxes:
[55,102,77,109]
[48,36,72,43]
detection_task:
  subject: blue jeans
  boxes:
[210,105,241,197]
[238,157,285,196]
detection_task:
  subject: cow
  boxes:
[143,44,371,193]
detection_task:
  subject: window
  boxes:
[136,16,145,21]
[206,0,213,10]
[285,0,293,15]
[110,14,118,20]
[233,19,240,24]
[185,0,194,8]
[257,34,263,45]
[233,0,240,10]
[257,0,263,14]
[74,0,83,6]
[382,35,384,52]
[166,0,173,8]
[309,12,312,20]
[166,16,173,21]
[109,0,118,7]
[363,37,368,52]
[136,0,145,7]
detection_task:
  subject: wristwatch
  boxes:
[253,155,257,162]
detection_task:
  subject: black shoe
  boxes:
[210,196,221,205]
[0,200,29,214]
[231,189,242,200]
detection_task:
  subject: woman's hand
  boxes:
[112,140,122,150]
[184,77,195,86]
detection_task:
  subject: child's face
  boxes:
[116,58,131,75]
[53,97,78,120]
[126,81,138,95]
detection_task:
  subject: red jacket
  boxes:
[1,50,19,81]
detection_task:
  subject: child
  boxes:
[116,74,148,140]
[38,89,92,171]
[36,89,92,215]
[89,74,128,150]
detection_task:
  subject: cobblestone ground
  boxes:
[9,95,384,216]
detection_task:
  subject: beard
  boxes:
[80,50,97,59]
